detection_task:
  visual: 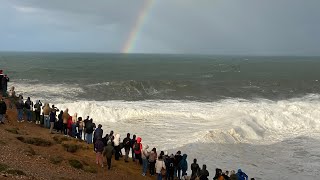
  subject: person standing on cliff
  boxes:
[24,97,33,123]
[0,96,7,124]
[122,133,131,162]
[103,141,115,170]
[16,95,24,122]
[0,70,3,94]
[83,116,89,140]
[62,108,70,135]
[1,75,9,97]
[43,103,51,128]
[34,100,42,124]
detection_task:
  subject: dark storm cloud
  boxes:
[0,0,319,55]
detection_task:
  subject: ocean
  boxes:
[1,52,320,179]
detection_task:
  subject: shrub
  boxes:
[50,156,64,165]
[68,159,83,169]
[16,137,52,147]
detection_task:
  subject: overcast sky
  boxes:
[0,0,319,55]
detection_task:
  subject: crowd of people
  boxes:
[0,72,255,180]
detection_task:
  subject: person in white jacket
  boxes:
[155,155,166,180]
[141,145,149,176]
[114,133,121,160]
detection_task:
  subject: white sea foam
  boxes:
[55,95,320,146]
[10,81,320,179]
[54,95,320,179]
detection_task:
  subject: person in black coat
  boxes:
[122,133,131,162]
[0,97,7,124]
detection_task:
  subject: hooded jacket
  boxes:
[179,154,188,172]
[62,109,70,124]
[113,134,121,146]
[94,127,103,139]
[103,142,115,159]
[15,99,24,110]
[134,137,142,154]
[149,150,157,162]
[50,110,56,122]
[94,139,105,153]
[199,165,209,180]
[9,86,15,98]
[236,169,248,180]
[155,158,166,174]
[191,162,200,177]
[34,101,42,112]
[43,104,51,116]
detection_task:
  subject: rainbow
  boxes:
[122,0,155,54]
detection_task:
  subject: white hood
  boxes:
[114,134,121,146]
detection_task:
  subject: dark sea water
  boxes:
[1,52,319,101]
[1,52,320,179]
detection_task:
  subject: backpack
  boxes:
[86,123,94,134]
[134,142,140,151]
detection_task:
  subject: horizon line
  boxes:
[0,50,319,57]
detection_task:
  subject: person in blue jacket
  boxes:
[236,169,248,180]
[179,154,188,176]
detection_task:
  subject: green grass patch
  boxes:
[68,159,83,169]
[62,143,81,153]
[5,128,19,134]
[50,156,64,165]
[83,165,97,173]
[6,169,26,176]
[0,163,9,172]
[16,136,52,147]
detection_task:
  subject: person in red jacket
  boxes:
[67,116,73,136]
[133,137,143,165]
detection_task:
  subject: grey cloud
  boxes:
[1,0,320,55]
